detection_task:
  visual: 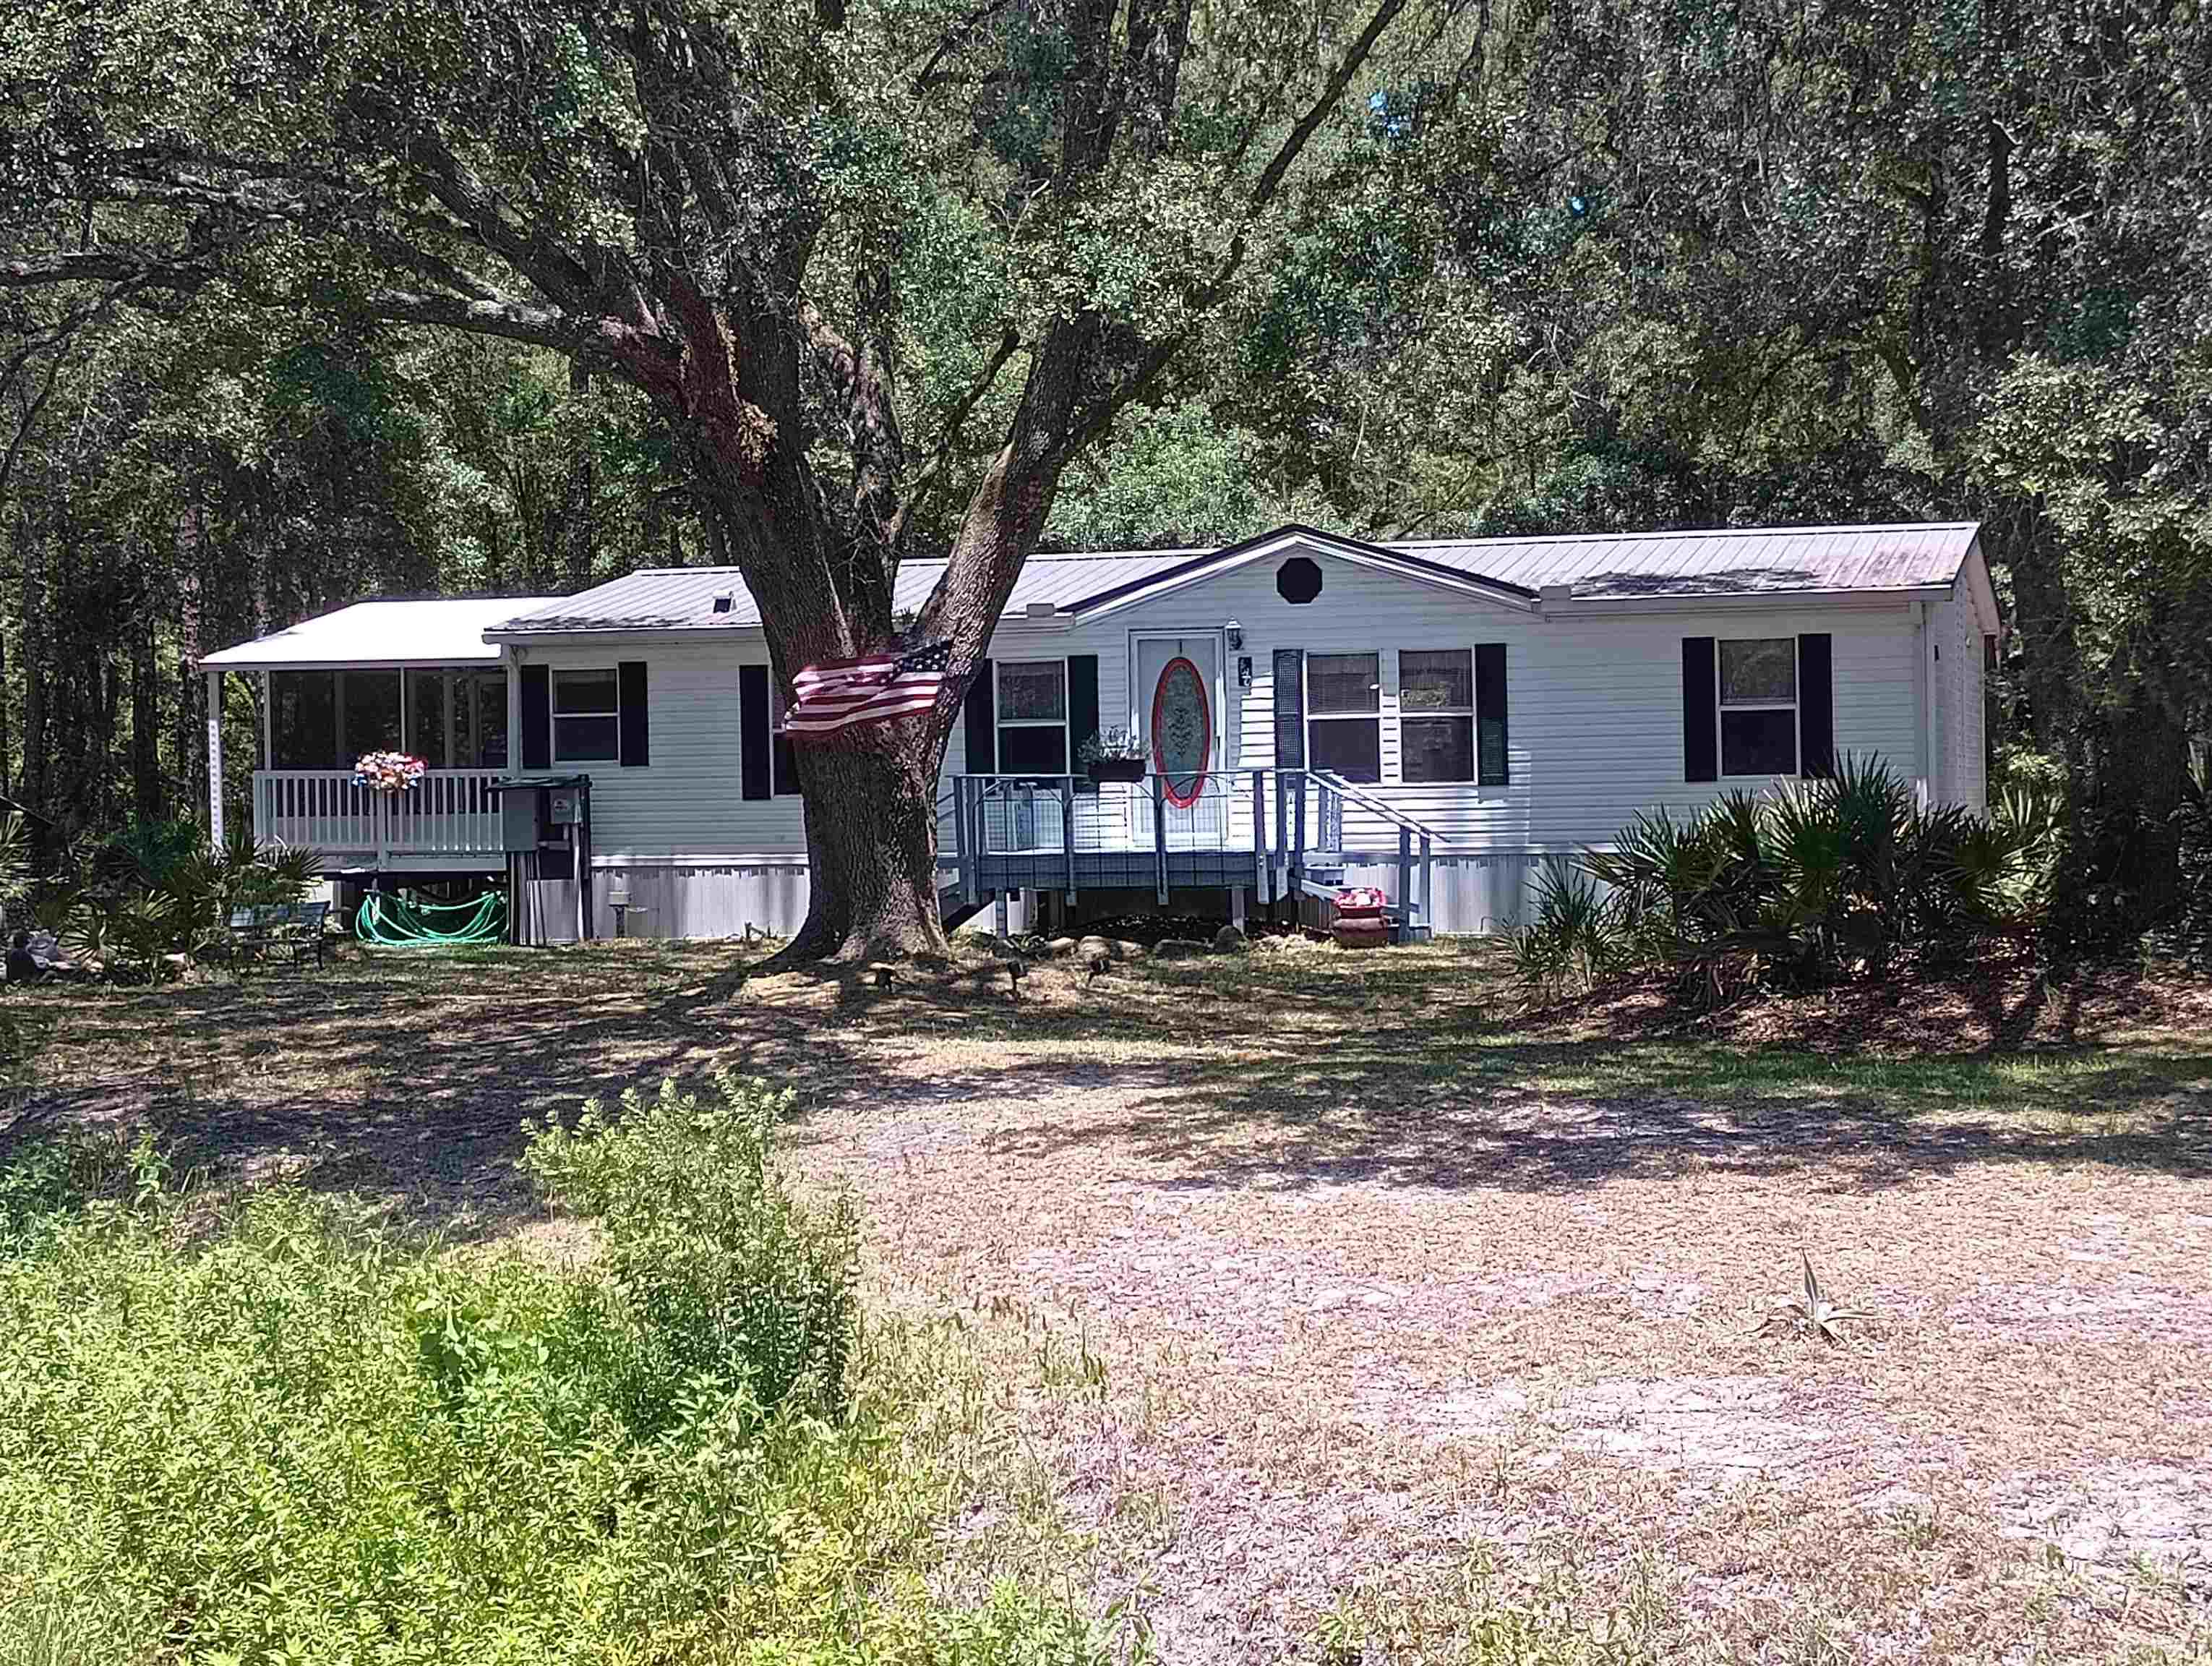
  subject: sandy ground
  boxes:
[786,1058,2212,1660]
[7,939,2210,1659]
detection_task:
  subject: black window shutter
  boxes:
[962,659,995,774]
[1683,637,1718,782]
[617,660,649,767]
[1273,649,1306,768]
[1068,654,1099,759]
[738,663,771,800]
[1797,633,1834,777]
[520,664,551,771]
[1475,644,1509,786]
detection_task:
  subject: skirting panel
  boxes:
[526,863,813,943]
[518,852,1550,943]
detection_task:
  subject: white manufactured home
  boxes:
[198,521,2001,939]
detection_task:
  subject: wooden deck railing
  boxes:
[948,769,1448,928]
[252,768,506,866]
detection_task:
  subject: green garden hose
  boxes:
[355,890,508,948]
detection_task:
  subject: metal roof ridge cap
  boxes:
[1383,519,1983,550]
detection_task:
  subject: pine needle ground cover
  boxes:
[6,941,2210,1662]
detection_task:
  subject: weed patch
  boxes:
[0,1078,1104,1664]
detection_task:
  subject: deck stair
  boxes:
[946,766,1451,945]
[1282,773,1446,944]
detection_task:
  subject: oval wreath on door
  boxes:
[1149,656,1212,808]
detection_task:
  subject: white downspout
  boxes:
[205,670,226,847]
[1911,601,1934,809]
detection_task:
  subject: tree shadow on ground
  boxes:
[3,941,2205,1237]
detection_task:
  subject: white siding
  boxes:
[1032,555,1928,853]
[1926,581,1988,814]
[509,543,1968,935]
[520,637,972,860]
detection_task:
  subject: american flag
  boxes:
[782,641,954,738]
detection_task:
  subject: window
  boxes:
[342,670,401,761]
[1308,652,1380,782]
[1277,557,1324,604]
[995,659,1068,774]
[402,670,510,769]
[552,668,621,762]
[1718,637,1796,776]
[1399,649,1473,783]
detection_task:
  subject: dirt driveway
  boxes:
[8,939,2211,1660]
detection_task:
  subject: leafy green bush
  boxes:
[0,1077,1097,1664]
[523,1073,860,1430]
[1516,756,2057,1005]
[35,824,320,980]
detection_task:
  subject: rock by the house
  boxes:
[1116,939,1146,960]
[1154,936,1210,959]
[1212,925,1246,953]
[1076,934,1117,964]
[1045,936,1079,958]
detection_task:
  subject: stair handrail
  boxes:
[1299,769,1457,847]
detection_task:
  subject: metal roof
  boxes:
[485,550,1206,636]
[203,523,1984,665]
[200,597,560,670]
[1394,521,1982,600]
[486,521,1981,637]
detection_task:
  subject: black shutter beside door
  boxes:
[1067,654,1099,791]
[520,664,551,771]
[738,663,771,800]
[1797,633,1834,777]
[962,659,995,774]
[1272,649,1305,768]
[617,661,649,767]
[1682,637,1718,783]
[1475,643,1509,786]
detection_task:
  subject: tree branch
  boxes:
[890,325,1021,546]
[1053,0,1414,458]
[0,249,216,291]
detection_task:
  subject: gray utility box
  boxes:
[501,787,545,853]
[497,774,592,853]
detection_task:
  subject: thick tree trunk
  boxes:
[777,736,950,963]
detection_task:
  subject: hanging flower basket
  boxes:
[354,751,427,794]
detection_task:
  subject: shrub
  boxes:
[1521,756,2055,1006]
[522,1072,861,1430]
[0,1076,1092,1664]
[1512,859,1624,1002]
[35,825,319,980]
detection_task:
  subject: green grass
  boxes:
[0,1083,1113,1666]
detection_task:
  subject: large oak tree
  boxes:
[1,0,1436,960]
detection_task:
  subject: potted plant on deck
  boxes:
[1080,727,1147,785]
[354,751,427,794]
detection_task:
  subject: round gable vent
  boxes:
[1276,557,1323,605]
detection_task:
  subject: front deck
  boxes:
[946,768,1444,932]
[254,768,508,873]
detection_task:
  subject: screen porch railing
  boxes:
[252,768,506,866]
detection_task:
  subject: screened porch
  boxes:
[199,596,554,873]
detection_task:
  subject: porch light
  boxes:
[1225,619,1243,649]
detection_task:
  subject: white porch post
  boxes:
[205,669,226,846]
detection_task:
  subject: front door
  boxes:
[1131,631,1225,848]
